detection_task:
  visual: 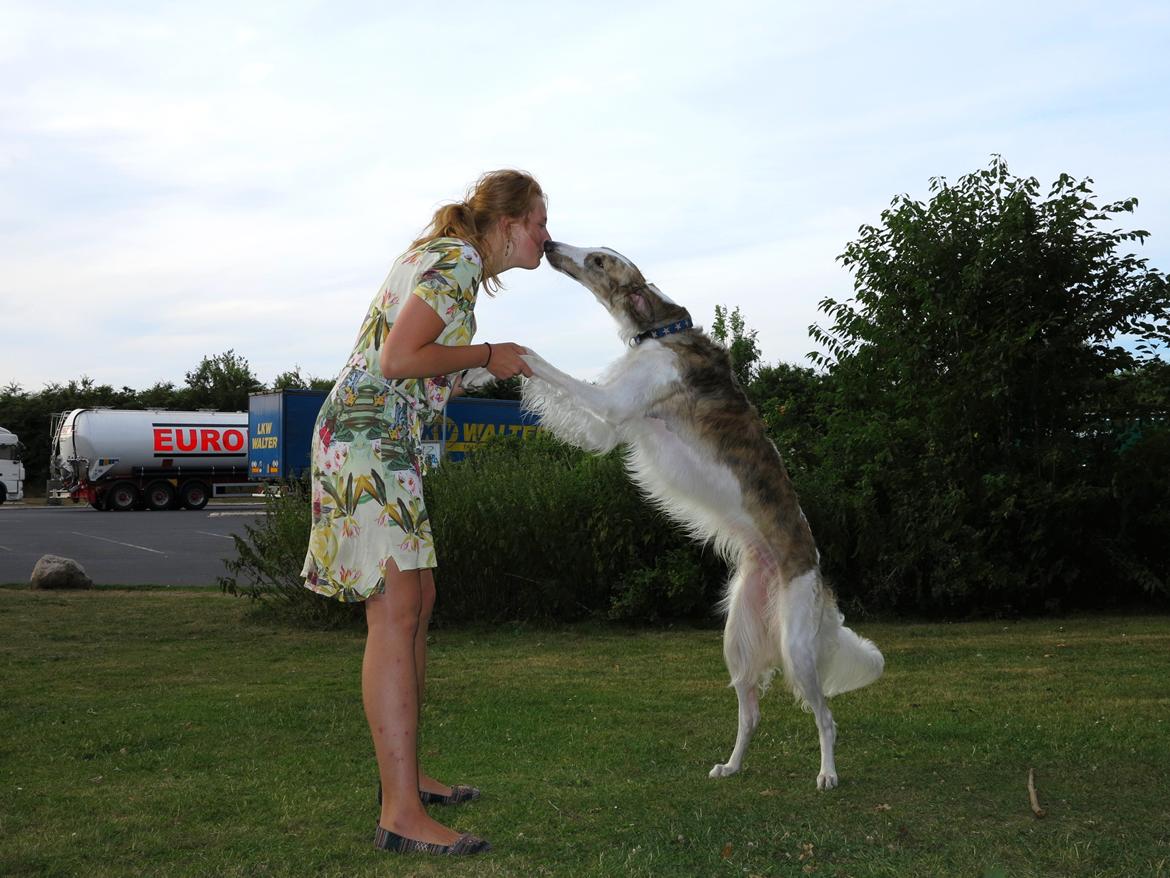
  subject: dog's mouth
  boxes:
[543,241,584,277]
[543,240,567,263]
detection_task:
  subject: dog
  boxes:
[520,242,884,789]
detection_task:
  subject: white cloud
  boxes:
[1,0,1168,393]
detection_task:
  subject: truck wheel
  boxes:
[0,483,7,505]
[145,481,177,511]
[108,482,140,512]
[180,481,210,510]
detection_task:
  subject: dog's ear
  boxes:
[629,291,653,318]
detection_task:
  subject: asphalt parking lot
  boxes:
[0,502,268,586]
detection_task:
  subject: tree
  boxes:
[809,157,1170,613]
[0,377,135,493]
[137,381,186,410]
[272,367,334,392]
[712,305,761,387]
[747,362,830,477]
[184,350,264,411]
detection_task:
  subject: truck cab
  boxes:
[0,427,25,504]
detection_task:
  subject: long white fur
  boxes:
[521,245,884,790]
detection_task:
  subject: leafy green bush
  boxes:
[219,480,364,628]
[425,435,725,623]
[220,436,728,627]
[1110,424,1170,596]
[606,546,711,622]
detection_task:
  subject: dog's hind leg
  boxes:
[708,678,759,779]
[778,569,839,790]
[709,561,770,779]
[808,688,838,790]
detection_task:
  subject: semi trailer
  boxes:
[50,408,251,510]
[245,390,544,482]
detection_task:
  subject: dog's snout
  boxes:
[543,240,557,254]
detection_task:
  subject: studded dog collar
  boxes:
[633,318,694,345]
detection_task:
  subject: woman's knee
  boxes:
[365,564,423,635]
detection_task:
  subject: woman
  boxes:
[301,169,550,855]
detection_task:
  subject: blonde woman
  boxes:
[302,170,550,855]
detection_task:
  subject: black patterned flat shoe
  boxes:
[378,782,482,806]
[420,784,481,806]
[373,824,491,855]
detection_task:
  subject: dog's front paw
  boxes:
[520,352,550,378]
[519,375,553,413]
[460,367,494,390]
[709,762,739,779]
[816,771,838,790]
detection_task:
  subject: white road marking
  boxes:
[207,511,264,517]
[197,531,235,540]
[70,532,167,555]
[0,545,11,552]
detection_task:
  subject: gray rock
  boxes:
[30,554,94,590]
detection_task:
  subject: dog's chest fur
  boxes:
[615,334,818,580]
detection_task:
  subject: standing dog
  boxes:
[521,242,884,789]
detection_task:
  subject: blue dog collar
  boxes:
[634,318,694,345]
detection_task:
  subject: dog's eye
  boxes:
[588,255,604,268]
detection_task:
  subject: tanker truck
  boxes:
[50,408,251,511]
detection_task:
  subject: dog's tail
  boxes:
[817,605,884,698]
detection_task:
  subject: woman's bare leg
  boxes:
[412,569,454,797]
[364,561,459,843]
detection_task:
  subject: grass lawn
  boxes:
[1,588,1167,877]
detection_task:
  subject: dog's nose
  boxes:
[543,240,557,254]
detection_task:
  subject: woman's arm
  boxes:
[379,294,532,380]
[380,295,486,379]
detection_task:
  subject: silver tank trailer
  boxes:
[52,408,249,510]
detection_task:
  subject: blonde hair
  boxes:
[411,169,545,294]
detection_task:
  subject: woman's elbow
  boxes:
[379,347,402,380]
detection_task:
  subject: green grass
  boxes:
[1,590,1168,878]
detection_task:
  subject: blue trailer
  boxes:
[422,397,543,465]
[248,390,542,479]
[248,390,330,480]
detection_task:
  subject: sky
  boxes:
[2,0,1169,393]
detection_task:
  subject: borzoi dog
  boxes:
[521,242,884,789]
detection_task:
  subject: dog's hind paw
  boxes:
[709,763,739,779]
[817,771,838,790]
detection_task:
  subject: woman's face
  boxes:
[507,196,550,270]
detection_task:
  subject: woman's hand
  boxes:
[485,342,533,379]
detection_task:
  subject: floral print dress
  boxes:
[301,237,481,602]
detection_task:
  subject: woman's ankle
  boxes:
[378,810,460,844]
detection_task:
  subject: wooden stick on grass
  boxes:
[1027,768,1047,818]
